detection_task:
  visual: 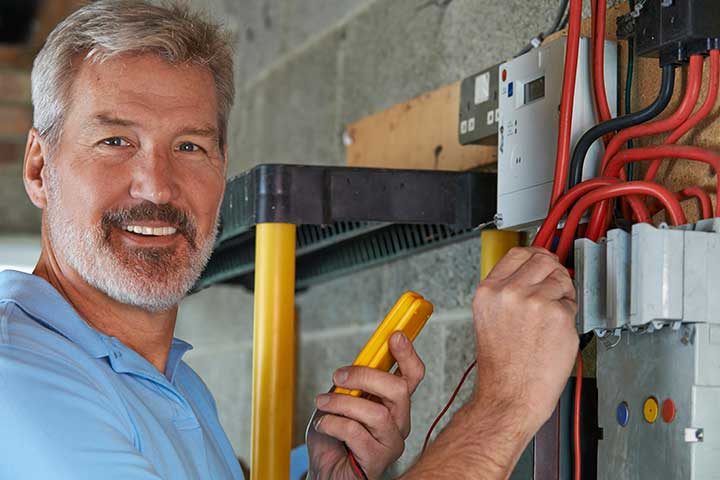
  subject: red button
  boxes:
[662,399,677,423]
[502,69,507,82]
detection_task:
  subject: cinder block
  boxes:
[339,0,449,125]
[380,237,481,314]
[227,83,266,176]
[183,346,253,460]
[284,1,370,49]
[255,29,344,167]
[177,284,254,347]
[296,263,385,332]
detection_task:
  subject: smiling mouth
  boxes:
[121,225,178,237]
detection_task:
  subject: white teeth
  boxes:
[123,225,177,236]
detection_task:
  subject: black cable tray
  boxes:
[193,164,496,291]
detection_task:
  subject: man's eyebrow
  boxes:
[90,113,138,127]
[176,125,219,140]
[88,114,219,141]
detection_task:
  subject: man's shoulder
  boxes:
[0,299,98,377]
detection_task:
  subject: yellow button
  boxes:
[643,396,659,423]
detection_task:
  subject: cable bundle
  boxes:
[534,2,720,480]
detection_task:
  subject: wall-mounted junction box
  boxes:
[496,37,617,231]
[458,63,501,146]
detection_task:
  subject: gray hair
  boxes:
[31,0,235,150]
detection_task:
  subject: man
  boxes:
[0,1,578,479]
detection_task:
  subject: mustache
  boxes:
[101,201,198,250]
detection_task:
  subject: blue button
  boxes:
[616,401,630,427]
[508,81,514,97]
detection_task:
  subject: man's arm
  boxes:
[0,344,164,480]
[401,247,579,479]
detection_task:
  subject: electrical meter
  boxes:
[497,37,617,231]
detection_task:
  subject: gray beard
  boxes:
[44,166,218,312]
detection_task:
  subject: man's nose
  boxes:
[129,147,179,205]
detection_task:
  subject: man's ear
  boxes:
[23,128,50,209]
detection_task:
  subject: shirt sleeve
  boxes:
[0,344,164,480]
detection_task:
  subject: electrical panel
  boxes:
[496,37,618,231]
[597,324,720,479]
[575,219,720,479]
[458,64,501,146]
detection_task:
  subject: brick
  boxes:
[0,104,32,140]
[0,69,31,104]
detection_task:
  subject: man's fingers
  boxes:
[333,366,410,408]
[388,332,425,395]
[486,247,556,281]
[315,393,403,448]
[333,365,412,436]
[509,251,566,287]
[312,413,403,467]
[538,268,576,301]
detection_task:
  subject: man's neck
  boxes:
[33,248,178,374]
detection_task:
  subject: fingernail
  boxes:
[316,394,330,407]
[314,417,323,430]
[393,331,409,348]
[334,368,349,385]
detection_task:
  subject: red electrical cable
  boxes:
[549,0,584,207]
[592,0,613,131]
[533,177,645,249]
[679,187,714,219]
[645,49,720,181]
[346,448,368,480]
[555,182,687,263]
[588,55,706,234]
[604,145,720,214]
[422,360,477,454]
[573,353,583,480]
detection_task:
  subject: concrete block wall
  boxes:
[173,0,618,475]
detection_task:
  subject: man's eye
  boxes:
[102,137,130,147]
[178,142,202,153]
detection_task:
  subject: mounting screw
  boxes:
[684,427,704,443]
[342,130,354,147]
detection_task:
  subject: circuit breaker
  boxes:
[496,37,617,230]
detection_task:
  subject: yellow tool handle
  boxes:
[335,291,433,397]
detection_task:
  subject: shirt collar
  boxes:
[0,270,193,382]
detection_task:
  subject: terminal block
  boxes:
[575,219,720,334]
[617,0,720,65]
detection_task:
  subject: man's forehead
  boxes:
[86,112,219,140]
[69,53,219,125]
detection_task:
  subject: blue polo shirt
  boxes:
[0,270,245,479]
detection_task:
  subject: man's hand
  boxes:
[471,247,578,435]
[307,331,425,480]
[400,247,578,479]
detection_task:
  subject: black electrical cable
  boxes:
[568,63,676,189]
[516,0,570,57]
[625,0,637,181]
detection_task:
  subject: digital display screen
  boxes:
[524,76,545,104]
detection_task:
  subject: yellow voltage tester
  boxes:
[335,291,434,397]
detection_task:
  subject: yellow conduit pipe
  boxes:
[480,229,521,280]
[251,223,297,480]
